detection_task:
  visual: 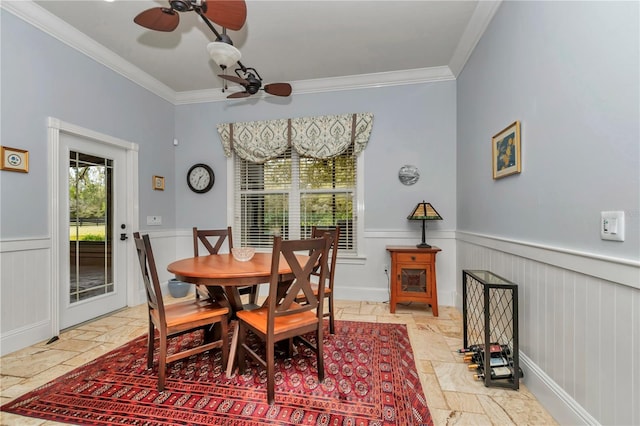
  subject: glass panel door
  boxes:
[68,151,113,303]
[59,131,127,330]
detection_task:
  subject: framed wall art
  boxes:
[0,146,29,173]
[492,121,521,179]
[153,175,165,191]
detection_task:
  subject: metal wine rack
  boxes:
[462,270,520,390]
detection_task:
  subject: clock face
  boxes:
[187,164,215,193]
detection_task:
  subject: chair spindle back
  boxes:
[266,236,330,330]
[193,226,233,256]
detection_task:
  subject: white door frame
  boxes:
[48,117,139,336]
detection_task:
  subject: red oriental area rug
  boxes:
[2,320,432,425]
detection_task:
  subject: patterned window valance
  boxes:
[217,112,374,163]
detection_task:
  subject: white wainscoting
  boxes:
[457,231,640,426]
[126,230,187,305]
[0,232,175,356]
[6,229,636,425]
[0,238,53,356]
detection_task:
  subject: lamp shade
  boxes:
[407,201,443,221]
[207,41,241,69]
[408,201,442,248]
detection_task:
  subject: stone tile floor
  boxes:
[0,299,558,425]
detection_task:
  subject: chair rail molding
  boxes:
[456,230,639,289]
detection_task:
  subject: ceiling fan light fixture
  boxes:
[207,41,242,69]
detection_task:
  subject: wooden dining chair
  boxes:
[134,232,229,391]
[193,226,259,305]
[296,226,340,333]
[236,235,330,404]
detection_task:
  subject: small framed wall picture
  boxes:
[153,175,165,191]
[0,146,29,173]
[492,121,521,179]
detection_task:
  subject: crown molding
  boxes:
[3,0,494,105]
[175,66,456,104]
[1,1,177,104]
[449,0,502,76]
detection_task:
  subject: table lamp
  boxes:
[407,201,443,248]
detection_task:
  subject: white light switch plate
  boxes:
[146,216,162,226]
[600,211,624,241]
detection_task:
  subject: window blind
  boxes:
[234,146,357,253]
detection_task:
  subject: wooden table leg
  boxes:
[223,287,244,312]
[204,285,254,378]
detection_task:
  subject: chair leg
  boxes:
[248,285,259,305]
[266,342,275,404]
[147,321,154,369]
[220,317,229,370]
[328,294,335,334]
[287,337,294,357]
[157,331,168,391]
[316,329,325,382]
[237,322,246,374]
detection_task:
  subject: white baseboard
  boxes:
[0,320,53,356]
[334,287,457,308]
[521,352,600,426]
[336,287,389,303]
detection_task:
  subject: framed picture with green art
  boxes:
[492,121,521,179]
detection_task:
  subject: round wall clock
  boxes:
[187,163,215,193]
[398,165,420,185]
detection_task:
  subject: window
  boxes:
[233,146,358,254]
[68,151,113,302]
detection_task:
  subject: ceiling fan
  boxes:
[134,0,246,32]
[134,0,292,99]
[219,67,292,99]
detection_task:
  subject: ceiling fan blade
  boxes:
[203,0,247,31]
[264,83,292,97]
[134,7,179,32]
[218,74,249,86]
[227,91,251,99]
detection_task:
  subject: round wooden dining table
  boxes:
[167,252,308,376]
[167,253,307,311]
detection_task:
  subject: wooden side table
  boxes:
[386,245,441,316]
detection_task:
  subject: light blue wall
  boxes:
[456,2,639,424]
[0,11,177,237]
[174,82,457,233]
[457,0,639,261]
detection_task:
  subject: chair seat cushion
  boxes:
[236,303,318,335]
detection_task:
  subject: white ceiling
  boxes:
[3,1,501,103]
